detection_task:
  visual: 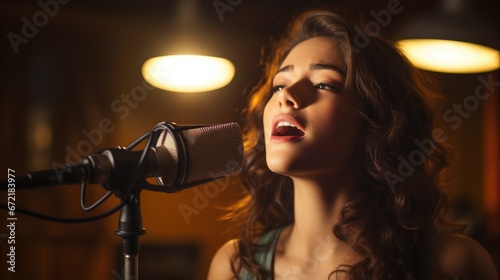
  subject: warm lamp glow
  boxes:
[397,39,500,73]
[142,55,235,92]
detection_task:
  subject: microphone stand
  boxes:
[114,191,145,280]
[0,122,243,279]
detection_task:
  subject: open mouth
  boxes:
[273,121,305,137]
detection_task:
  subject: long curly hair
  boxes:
[227,8,456,279]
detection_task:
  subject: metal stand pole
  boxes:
[115,192,146,280]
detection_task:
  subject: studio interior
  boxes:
[0,0,499,279]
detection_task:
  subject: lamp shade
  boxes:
[141,0,235,92]
[396,10,500,73]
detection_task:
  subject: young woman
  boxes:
[208,9,499,280]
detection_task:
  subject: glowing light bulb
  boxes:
[397,39,500,73]
[142,55,235,92]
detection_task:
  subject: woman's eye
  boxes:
[314,83,342,93]
[272,85,285,93]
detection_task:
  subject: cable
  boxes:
[77,130,154,212]
[0,200,126,223]
[80,185,113,212]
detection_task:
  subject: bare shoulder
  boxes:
[207,239,239,280]
[430,233,499,280]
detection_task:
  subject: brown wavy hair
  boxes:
[227,8,456,280]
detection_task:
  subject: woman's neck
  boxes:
[287,171,360,257]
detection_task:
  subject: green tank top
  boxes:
[240,227,284,280]
[239,227,442,279]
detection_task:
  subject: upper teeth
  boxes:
[276,121,296,129]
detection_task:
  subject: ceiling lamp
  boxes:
[396,0,500,73]
[142,55,234,93]
[141,0,235,92]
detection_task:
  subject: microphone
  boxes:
[153,122,244,188]
[7,122,244,193]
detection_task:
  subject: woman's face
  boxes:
[263,37,363,180]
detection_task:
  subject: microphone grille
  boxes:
[155,122,244,188]
[182,123,243,185]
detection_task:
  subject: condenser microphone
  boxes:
[153,122,244,188]
[7,122,244,192]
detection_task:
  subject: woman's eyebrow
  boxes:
[276,65,293,74]
[310,63,346,77]
[275,63,346,77]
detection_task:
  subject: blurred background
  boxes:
[0,0,499,279]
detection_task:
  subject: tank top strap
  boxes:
[240,227,284,280]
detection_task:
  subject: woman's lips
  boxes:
[271,114,305,142]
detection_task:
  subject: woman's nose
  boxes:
[277,85,302,109]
